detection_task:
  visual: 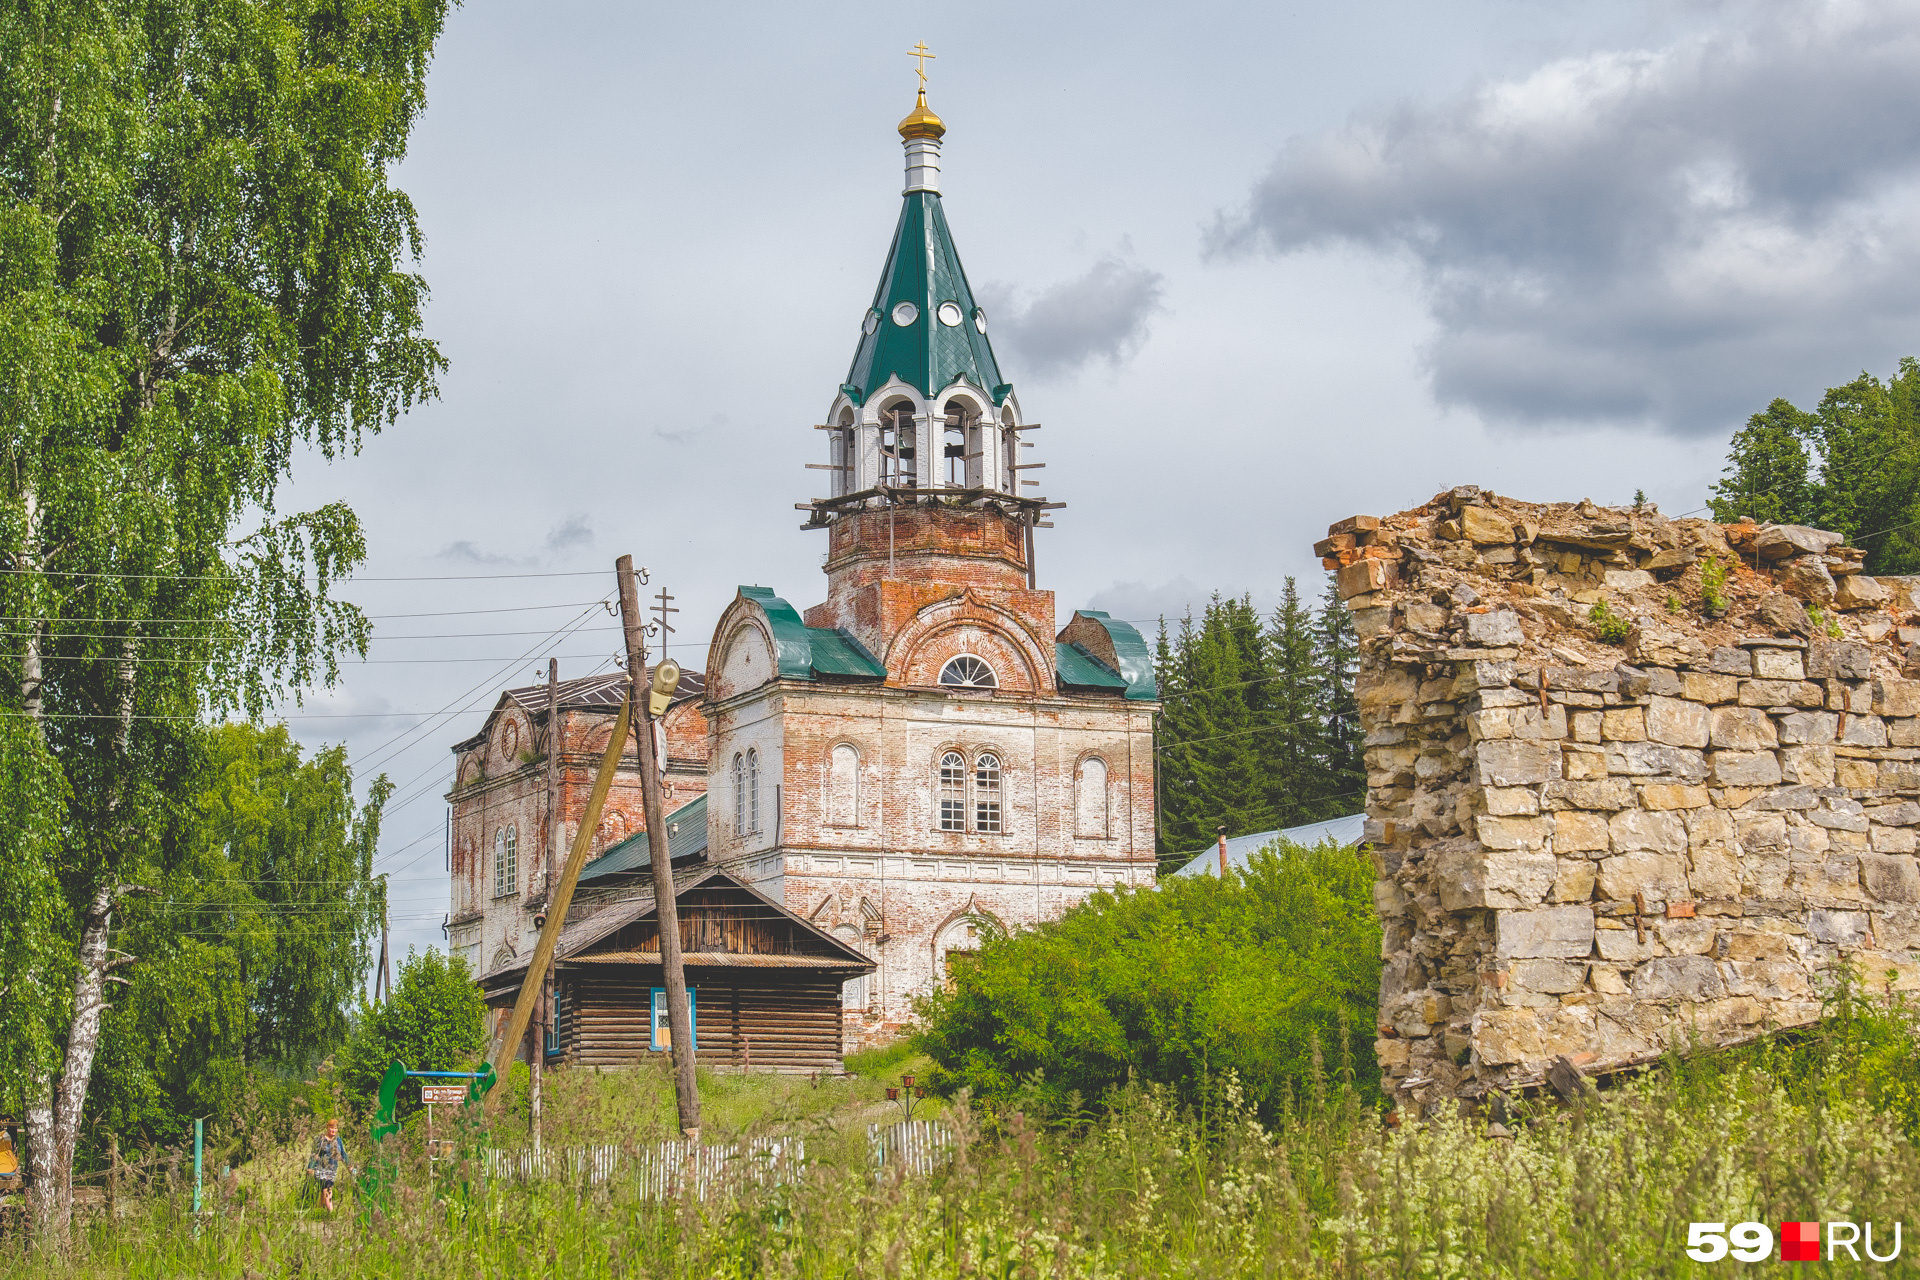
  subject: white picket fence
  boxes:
[480,1121,953,1200]
[868,1119,952,1177]
[482,1135,807,1200]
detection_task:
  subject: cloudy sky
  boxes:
[277,0,1920,961]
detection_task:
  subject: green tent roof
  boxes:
[735,587,886,682]
[843,192,1009,407]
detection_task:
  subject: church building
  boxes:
[449,78,1160,1065]
[701,84,1160,1047]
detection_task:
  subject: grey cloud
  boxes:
[1213,0,1920,434]
[545,514,593,552]
[436,540,527,567]
[982,255,1167,378]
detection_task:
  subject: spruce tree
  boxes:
[1263,578,1321,826]
[1313,579,1364,815]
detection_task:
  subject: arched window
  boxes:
[492,827,512,897]
[939,655,997,689]
[746,748,761,834]
[829,744,859,827]
[879,401,916,488]
[1076,757,1110,838]
[832,407,855,496]
[938,751,966,832]
[943,401,980,488]
[505,825,518,889]
[731,753,745,833]
[1001,410,1019,494]
[974,753,1002,834]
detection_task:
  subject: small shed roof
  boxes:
[1171,813,1368,878]
[481,864,875,990]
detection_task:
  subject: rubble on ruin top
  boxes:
[1318,486,1918,677]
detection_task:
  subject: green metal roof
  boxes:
[843,192,1010,407]
[737,587,814,680]
[577,793,708,886]
[805,627,886,679]
[1055,642,1129,692]
[735,588,886,683]
[1067,611,1159,701]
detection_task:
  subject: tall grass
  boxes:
[19,992,1920,1277]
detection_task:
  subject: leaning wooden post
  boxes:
[488,688,632,1081]
[615,555,700,1138]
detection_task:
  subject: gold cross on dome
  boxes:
[908,42,935,87]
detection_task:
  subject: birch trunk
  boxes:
[16,484,60,1239]
[31,634,137,1241]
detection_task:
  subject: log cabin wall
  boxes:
[614,887,812,956]
[554,966,846,1071]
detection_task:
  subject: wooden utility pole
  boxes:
[532,657,559,1154]
[375,878,391,1003]
[616,555,700,1138]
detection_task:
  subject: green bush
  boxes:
[1586,598,1632,644]
[913,839,1381,1122]
[338,948,486,1116]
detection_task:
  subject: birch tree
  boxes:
[0,0,448,1237]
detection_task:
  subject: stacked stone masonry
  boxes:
[1324,487,1920,1111]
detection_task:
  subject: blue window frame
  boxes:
[650,986,697,1052]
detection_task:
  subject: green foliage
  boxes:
[1663,592,1682,614]
[1586,599,1631,644]
[1710,360,1920,573]
[38,1004,1920,1279]
[339,949,486,1117]
[912,840,1381,1124]
[1699,553,1731,614]
[1153,581,1362,868]
[0,0,449,1205]
[84,724,388,1153]
[1806,604,1844,639]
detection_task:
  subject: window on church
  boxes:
[974,753,1003,833]
[731,753,745,833]
[493,826,517,898]
[829,744,859,827]
[1076,757,1109,838]
[939,751,966,831]
[879,403,916,487]
[1001,416,1018,493]
[833,409,855,496]
[746,748,761,834]
[939,655,996,689]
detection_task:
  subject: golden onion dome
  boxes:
[897,87,946,141]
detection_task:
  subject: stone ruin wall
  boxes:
[1321,487,1920,1114]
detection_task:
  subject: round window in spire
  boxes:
[939,655,997,690]
[891,301,919,327]
[972,307,988,334]
[863,309,880,336]
[937,301,963,327]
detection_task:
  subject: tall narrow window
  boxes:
[1001,421,1018,494]
[974,753,1003,834]
[492,828,511,896]
[943,406,968,487]
[1076,757,1110,838]
[830,744,859,827]
[504,825,518,891]
[938,751,967,832]
[880,403,916,487]
[731,753,745,833]
[746,748,761,834]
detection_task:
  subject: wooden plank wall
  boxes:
[611,888,811,957]
[557,968,845,1070]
